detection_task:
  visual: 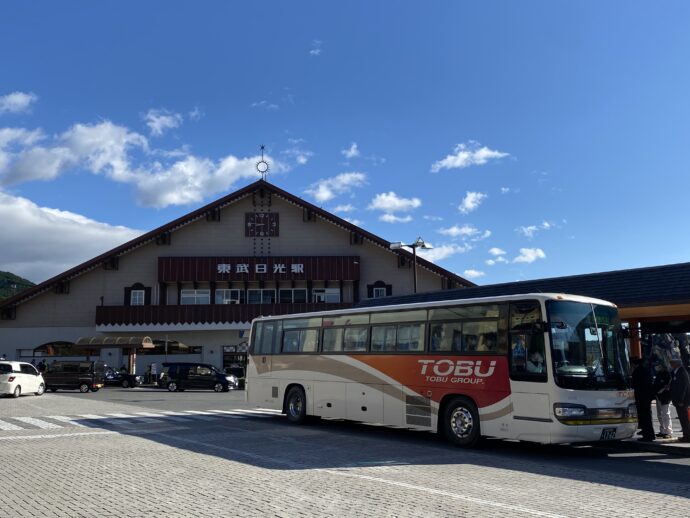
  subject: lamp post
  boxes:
[389,237,433,293]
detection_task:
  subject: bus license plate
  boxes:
[600,428,616,440]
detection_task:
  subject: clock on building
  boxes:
[245,212,279,237]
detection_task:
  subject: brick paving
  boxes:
[1,391,689,517]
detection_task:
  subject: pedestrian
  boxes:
[631,357,655,441]
[37,360,46,373]
[669,356,690,443]
[151,362,158,383]
[653,363,673,439]
[145,364,152,384]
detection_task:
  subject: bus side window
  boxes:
[322,328,344,352]
[255,322,279,355]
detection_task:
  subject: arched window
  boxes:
[367,280,392,299]
[124,282,151,306]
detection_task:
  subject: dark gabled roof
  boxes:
[0,180,473,309]
[356,261,690,309]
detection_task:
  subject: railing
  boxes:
[95,303,353,326]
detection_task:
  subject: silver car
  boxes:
[0,361,46,398]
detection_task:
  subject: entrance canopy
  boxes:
[75,336,154,348]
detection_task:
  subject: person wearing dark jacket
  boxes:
[652,364,673,438]
[631,357,655,441]
[670,357,690,443]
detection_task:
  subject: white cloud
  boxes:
[309,40,322,56]
[516,221,553,238]
[305,172,367,203]
[438,224,479,238]
[418,243,471,262]
[251,100,279,111]
[513,248,546,264]
[489,247,506,256]
[500,187,510,194]
[431,140,509,172]
[458,191,486,214]
[463,269,485,279]
[379,213,412,223]
[0,92,38,114]
[485,256,508,266]
[144,109,183,137]
[474,230,491,241]
[423,215,443,221]
[0,128,45,171]
[281,144,313,165]
[332,204,355,213]
[368,192,421,212]
[341,142,360,159]
[0,191,143,282]
[344,217,362,226]
[0,119,285,208]
[188,107,203,121]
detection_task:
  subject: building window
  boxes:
[279,289,308,304]
[312,288,340,303]
[367,280,391,299]
[130,290,145,306]
[125,283,150,306]
[180,289,211,305]
[215,289,242,304]
[247,289,276,304]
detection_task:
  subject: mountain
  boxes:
[0,271,35,301]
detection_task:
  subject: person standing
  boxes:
[631,357,655,441]
[653,363,673,438]
[670,357,690,443]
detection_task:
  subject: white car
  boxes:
[0,361,46,398]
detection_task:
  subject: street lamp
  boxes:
[389,237,433,293]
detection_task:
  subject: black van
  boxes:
[43,361,106,393]
[158,362,237,392]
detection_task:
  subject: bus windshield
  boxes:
[547,300,630,390]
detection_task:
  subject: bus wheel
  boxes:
[443,397,480,447]
[285,386,307,424]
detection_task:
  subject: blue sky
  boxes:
[1,1,690,284]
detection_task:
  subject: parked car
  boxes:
[103,366,142,388]
[224,364,245,390]
[158,362,237,392]
[42,360,106,393]
[0,361,46,398]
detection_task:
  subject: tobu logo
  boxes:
[418,359,496,379]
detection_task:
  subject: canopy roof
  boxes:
[74,336,154,348]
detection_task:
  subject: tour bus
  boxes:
[246,293,636,447]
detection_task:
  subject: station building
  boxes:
[0,179,473,371]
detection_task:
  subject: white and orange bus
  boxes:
[246,293,637,446]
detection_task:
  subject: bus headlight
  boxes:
[554,403,587,419]
[626,404,637,418]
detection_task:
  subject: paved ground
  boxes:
[2,387,689,517]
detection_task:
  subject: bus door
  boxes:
[249,321,280,406]
[508,302,551,442]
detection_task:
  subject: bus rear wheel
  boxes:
[443,397,480,447]
[285,386,307,424]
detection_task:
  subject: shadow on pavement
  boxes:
[70,410,690,499]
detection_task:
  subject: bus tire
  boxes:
[442,397,480,447]
[285,386,307,424]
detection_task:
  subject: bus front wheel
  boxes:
[285,386,307,424]
[443,397,480,447]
